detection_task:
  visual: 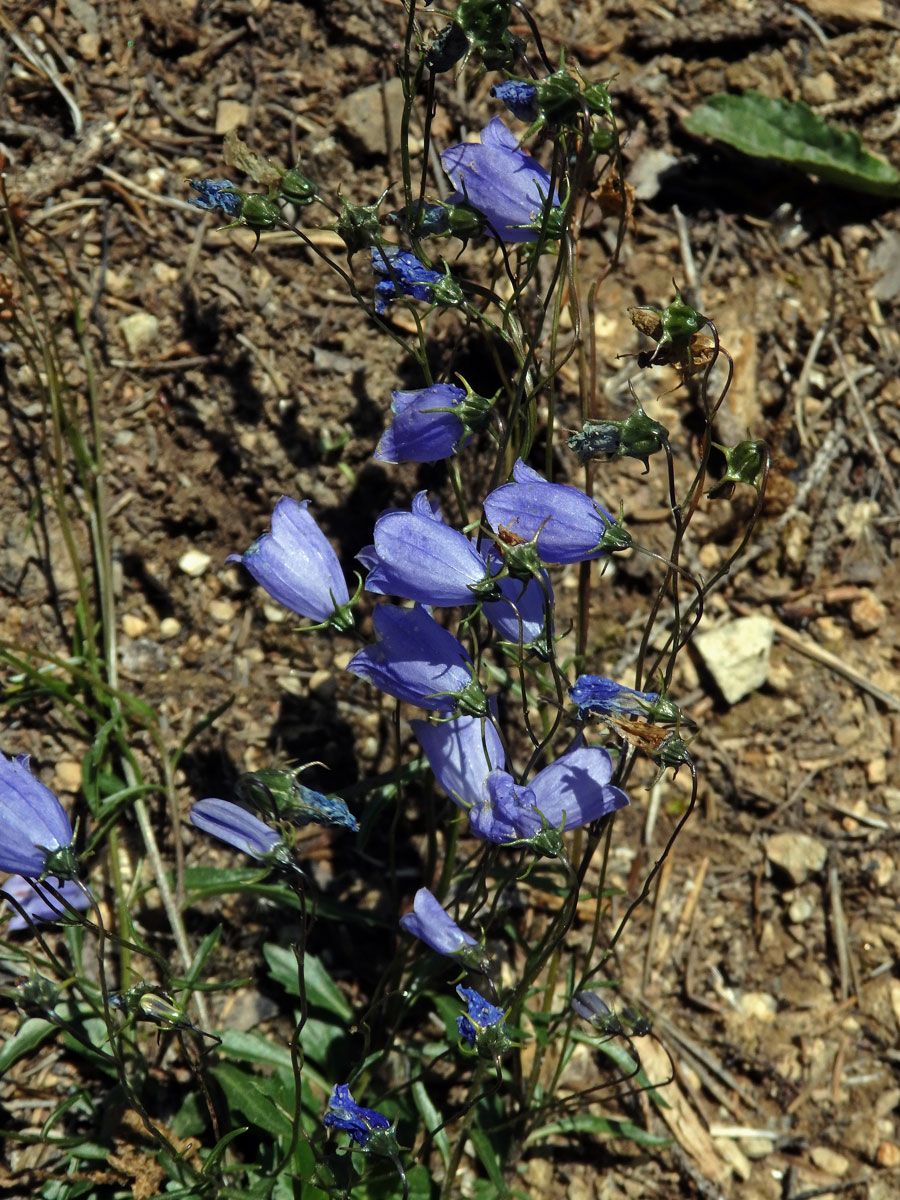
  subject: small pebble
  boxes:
[850,590,886,635]
[122,613,148,638]
[55,760,82,792]
[876,1142,900,1168]
[159,617,181,640]
[693,615,775,704]
[810,1146,849,1176]
[178,550,212,577]
[737,991,777,1022]
[208,599,236,622]
[262,603,288,623]
[766,831,827,885]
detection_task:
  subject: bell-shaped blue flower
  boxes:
[227,497,352,629]
[347,604,486,715]
[473,747,627,843]
[323,1084,392,1149]
[441,118,560,243]
[411,714,505,809]
[190,798,290,865]
[484,458,614,564]
[457,985,508,1055]
[360,493,499,607]
[375,384,468,464]
[490,80,540,123]
[400,887,480,959]
[0,752,77,880]
[187,178,243,219]
[2,875,90,932]
[569,675,660,719]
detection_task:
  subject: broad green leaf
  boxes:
[263,944,353,1021]
[684,91,900,197]
[211,1062,294,1140]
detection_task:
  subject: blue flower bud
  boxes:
[227,497,352,629]
[323,1085,393,1150]
[569,675,681,724]
[456,985,509,1055]
[0,752,77,880]
[372,246,444,314]
[187,178,243,219]
[491,80,539,123]
[235,768,358,832]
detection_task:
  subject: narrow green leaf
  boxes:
[0,1017,57,1072]
[211,1062,294,1140]
[202,1125,249,1174]
[468,1126,508,1195]
[411,1080,451,1168]
[684,91,900,197]
[525,1113,671,1147]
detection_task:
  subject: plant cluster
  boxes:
[1,2,770,1196]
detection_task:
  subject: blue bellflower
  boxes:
[359,493,499,607]
[187,178,242,219]
[347,604,486,715]
[372,246,443,314]
[190,798,289,864]
[469,747,628,843]
[411,714,505,809]
[441,118,559,243]
[490,80,540,123]
[457,985,507,1053]
[480,544,553,648]
[400,887,478,957]
[375,384,468,464]
[2,875,90,932]
[228,497,352,628]
[484,458,614,564]
[323,1084,391,1148]
[569,675,660,719]
[0,752,77,879]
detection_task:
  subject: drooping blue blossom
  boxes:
[235,767,358,832]
[323,1084,392,1149]
[0,752,77,880]
[347,604,486,716]
[441,117,560,243]
[410,713,505,809]
[359,493,499,607]
[187,178,243,219]
[457,985,507,1053]
[484,458,614,564]
[468,747,628,844]
[480,544,553,649]
[2,875,90,932]
[490,80,540,123]
[227,497,352,629]
[569,675,660,720]
[190,798,289,865]
[375,383,478,464]
[400,888,478,958]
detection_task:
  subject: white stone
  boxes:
[118,311,160,355]
[693,615,775,704]
[178,550,212,577]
